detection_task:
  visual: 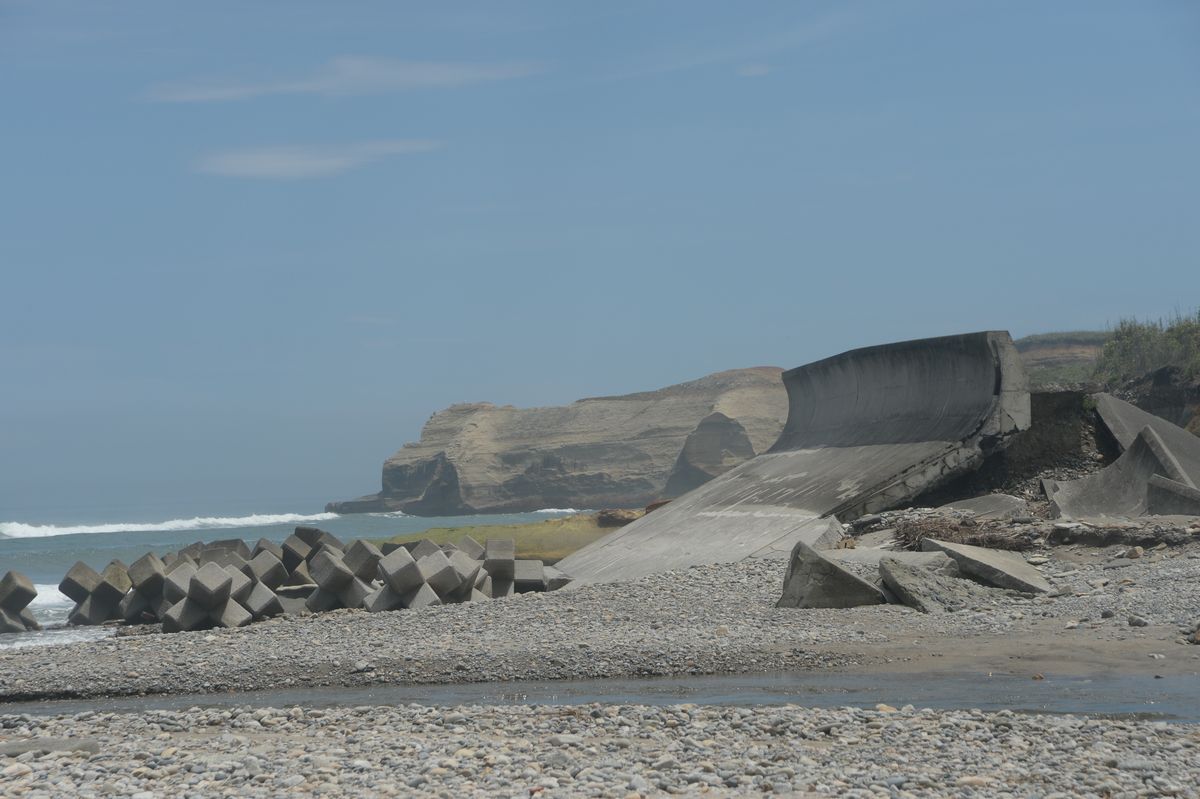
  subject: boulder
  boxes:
[776,541,886,609]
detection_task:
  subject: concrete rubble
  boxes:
[28,526,571,635]
[1045,393,1200,517]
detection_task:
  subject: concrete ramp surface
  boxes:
[558,332,1031,585]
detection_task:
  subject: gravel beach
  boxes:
[1,540,1199,797]
[3,702,1199,797]
[1,540,1198,701]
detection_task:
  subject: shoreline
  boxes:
[3,542,1198,705]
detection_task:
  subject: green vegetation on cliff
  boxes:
[376,514,612,563]
[1017,314,1200,387]
[1095,312,1200,383]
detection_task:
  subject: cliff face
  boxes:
[327,368,789,516]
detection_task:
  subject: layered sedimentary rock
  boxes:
[328,368,789,516]
[559,331,1031,585]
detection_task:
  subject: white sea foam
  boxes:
[28,585,73,608]
[533,508,583,514]
[0,512,340,539]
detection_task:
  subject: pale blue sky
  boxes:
[2,1,1198,520]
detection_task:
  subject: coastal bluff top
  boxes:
[326,367,789,516]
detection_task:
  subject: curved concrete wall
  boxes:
[558,331,1030,586]
[774,333,1002,450]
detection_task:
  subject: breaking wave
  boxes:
[0,512,340,539]
[533,508,583,514]
[28,585,72,608]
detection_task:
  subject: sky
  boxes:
[2,1,1198,521]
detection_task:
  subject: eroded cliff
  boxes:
[327,368,788,516]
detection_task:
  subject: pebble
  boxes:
[1,702,1197,798]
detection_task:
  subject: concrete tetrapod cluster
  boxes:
[0,571,41,634]
[52,526,571,634]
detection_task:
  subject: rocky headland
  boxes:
[327,368,788,516]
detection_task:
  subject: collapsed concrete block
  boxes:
[484,539,516,580]
[469,588,491,602]
[477,573,493,598]
[310,548,354,591]
[0,571,36,612]
[410,539,442,560]
[776,541,886,609]
[456,535,485,560]
[224,566,253,603]
[417,550,460,596]
[252,538,285,562]
[243,551,288,589]
[281,534,313,572]
[378,548,423,594]
[127,553,166,595]
[938,494,1030,520]
[920,539,1051,594]
[826,549,958,576]
[242,582,284,620]
[878,557,983,614]
[513,560,546,593]
[491,578,514,598]
[343,539,383,582]
[18,608,41,631]
[188,563,233,609]
[163,561,198,604]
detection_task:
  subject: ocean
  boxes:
[0,506,580,649]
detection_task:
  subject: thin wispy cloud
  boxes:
[611,11,855,79]
[149,56,541,103]
[195,140,440,179]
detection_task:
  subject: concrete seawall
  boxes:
[558,331,1031,585]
